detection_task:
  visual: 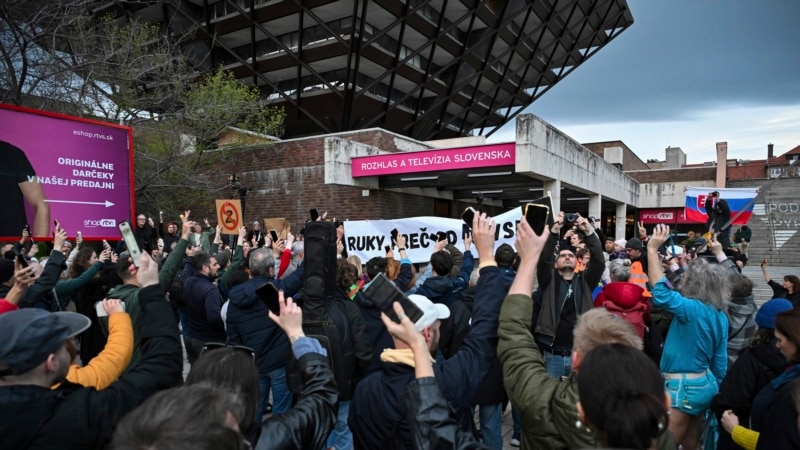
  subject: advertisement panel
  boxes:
[0,104,133,240]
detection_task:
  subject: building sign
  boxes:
[351,142,515,177]
[640,208,704,225]
[639,209,676,224]
[0,103,133,240]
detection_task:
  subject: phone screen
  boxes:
[461,207,476,228]
[269,229,279,241]
[390,228,399,245]
[310,209,319,221]
[256,282,281,315]
[524,204,550,236]
[95,301,125,317]
[118,221,142,267]
[362,273,425,324]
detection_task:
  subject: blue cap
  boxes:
[755,298,793,329]
[0,309,90,376]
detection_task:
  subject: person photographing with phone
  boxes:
[349,212,509,448]
[532,212,605,379]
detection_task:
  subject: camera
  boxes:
[564,213,579,223]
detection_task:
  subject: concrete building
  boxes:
[103,0,634,140]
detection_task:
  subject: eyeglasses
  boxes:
[201,342,255,362]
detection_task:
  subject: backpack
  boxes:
[168,269,186,308]
[286,221,357,399]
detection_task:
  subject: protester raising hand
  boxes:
[267,290,305,342]
[135,252,159,288]
[380,301,433,379]
[470,212,495,263]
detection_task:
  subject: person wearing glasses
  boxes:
[532,212,604,379]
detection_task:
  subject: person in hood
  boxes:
[414,235,474,307]
[711,298,793,450]
[593,258,649,338]
[724,274,758,368]
[225,247,305,423]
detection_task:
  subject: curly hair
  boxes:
[678,257,730,312]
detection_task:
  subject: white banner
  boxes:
[343,207,524,263]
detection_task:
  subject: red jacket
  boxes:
[0,299,18,315]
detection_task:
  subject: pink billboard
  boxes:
[351,142,516,177]
[0,104,133,240]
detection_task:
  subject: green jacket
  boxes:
[110,238,189,370]
[498,293,677,450]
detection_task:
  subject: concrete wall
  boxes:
[515,114,639,207]
[193,129,502,227]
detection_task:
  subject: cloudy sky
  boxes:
[488,0,800,164]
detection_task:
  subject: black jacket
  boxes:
[534,231,604,347]
[0,284,183,449]
[350,265,505,449]
[227,269,305,375]
[711,340,785,450]
[254,351,338,450]
[711,340,785,420]
[405,377,488,450]
[183,260,227,342]
[354,289,394,373]
[754,368,800,449]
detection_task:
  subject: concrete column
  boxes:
[616,203,628,240]
[544,179,561,214]
[588,194,602,221]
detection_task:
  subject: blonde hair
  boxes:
[347,255,363,278]
[573,309,642,357]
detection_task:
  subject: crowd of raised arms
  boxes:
[0,204,798,450]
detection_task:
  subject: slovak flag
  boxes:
[684,187,758,225]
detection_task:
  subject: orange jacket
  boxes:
[64,312,134,390]
[629,260,652,298]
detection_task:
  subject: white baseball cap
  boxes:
[408,295,450,331]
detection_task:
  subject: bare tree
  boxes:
[0,0,284,215]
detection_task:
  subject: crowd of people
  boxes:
[0,200,798,450]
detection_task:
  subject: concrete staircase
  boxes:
[729,178,800,267]
[741,264,795,307]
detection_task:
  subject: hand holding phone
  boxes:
[524,203,550,236]
[257,282,281,315]
[310,209,320,221]
[461,207,476,229]
[16,254,28,268]
[119,221,142,267]
[95,299,125,317]
[269,229,279,242]
[362,273,424,324]
[761,259,768,269]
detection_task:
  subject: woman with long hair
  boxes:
[710,298,792,450]
[721,307,800,449]
[760,259,800,305]
[69,245,118,363]
[646,224,729,449]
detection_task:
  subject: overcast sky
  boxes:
[488,0,800,164]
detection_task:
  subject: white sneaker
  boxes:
[510,438,520,447]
